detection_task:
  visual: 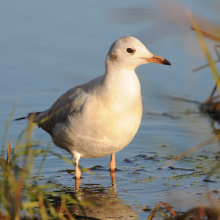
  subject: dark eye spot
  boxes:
[126,48,134,54]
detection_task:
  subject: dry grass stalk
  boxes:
[62,206,75,220]
[6,137,12,168]
[188,11,220,93]
[147,201,177,220]
[191,27,220,43]
[57,198,75,220]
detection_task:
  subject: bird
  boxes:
[15,36,171,179]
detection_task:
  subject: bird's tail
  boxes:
[14,112,42,122]
[14,117,27,121]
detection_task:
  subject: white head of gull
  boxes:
[15,36,171,179]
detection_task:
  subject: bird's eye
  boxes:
[126,48,134,54]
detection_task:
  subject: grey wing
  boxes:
[34,86,88,135]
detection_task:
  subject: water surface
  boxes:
[1,1,220,219]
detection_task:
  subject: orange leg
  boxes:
[75,178,81,191]
[110,170,116,191]
[75,167,81,191]
[75,162,81,179]
[74,153,81,179]
[110,153,116,171]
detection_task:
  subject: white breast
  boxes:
[51,69,143,158]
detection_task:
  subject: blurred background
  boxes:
[1,1,220,219]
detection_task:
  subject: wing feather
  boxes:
[34,86,88,134]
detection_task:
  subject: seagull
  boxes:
[15,36,171,179]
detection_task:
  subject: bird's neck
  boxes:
[101,65,141,103]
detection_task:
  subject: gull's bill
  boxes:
[143,54,171,65]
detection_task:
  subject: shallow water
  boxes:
[1,1,220,219]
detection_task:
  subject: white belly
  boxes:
[51,96,142,158]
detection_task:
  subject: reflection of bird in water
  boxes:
[15,36,171,179]
[70,184,139,220]
[45,174,139,219]
[72,166,116,191]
